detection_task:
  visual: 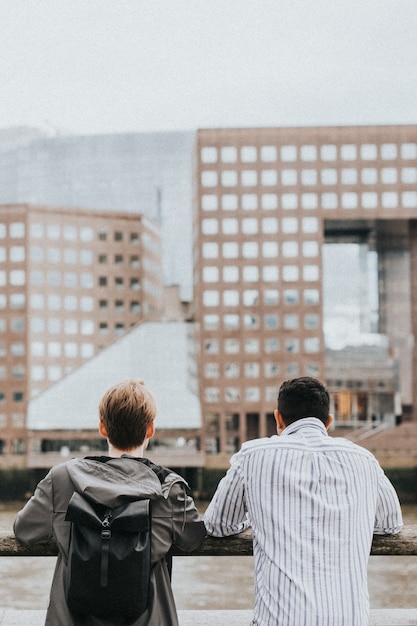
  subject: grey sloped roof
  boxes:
[27,322,201,431]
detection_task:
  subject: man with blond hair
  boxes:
[15,379,205,625]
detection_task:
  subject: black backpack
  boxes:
[65,491,152,621]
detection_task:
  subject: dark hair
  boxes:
[277,377,330,426]
[99,379,156,451]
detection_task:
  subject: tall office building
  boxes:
[193,125,417,462]
[0,204,162,458]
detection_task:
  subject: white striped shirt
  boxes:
[204,418,403,626]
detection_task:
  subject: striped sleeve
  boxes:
[204,452,250,537]
[373,464,403,535]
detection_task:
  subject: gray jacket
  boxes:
[14,456,205,625]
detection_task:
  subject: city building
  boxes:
[193,125,417,464]
[0,203,163,461]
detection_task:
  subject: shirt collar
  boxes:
[280,417,328,437]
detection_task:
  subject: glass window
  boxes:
[362,192,378,209]
[382,192,398,208]
[48,318,61,333]
[261,193,278,210]
[80,250,93,264]
[261,146,277,162]
[303,265,320,281]
[321,145,337,161]
[224,314,239,329]
[283,265,299,281]
[361,144,377,160]
[241,170,257,186]
[47,248,61,263]
[30,223,44,238]
[47,224,60,239]
[341,192,358,209]
[47,271,61,287]
[242,242,259,258]
[361,168,377,184]
[205,363,220,378]
[81,320,94,335]
[202,194,218,211]
[245,338,259,353]
[221,194,238,210]
[204,315,219,330]
[322,192,338,209]
[241,146,257,162]
[301,145,317,161]
[303,289,320,304]
[261,170,277,186]
[341,144,357,160]
[381,143,397,160]
[10,294,25,309]
[265,338,279,353]
[262,242,278,258]
[381,168,397,184]
[10,246,25,262]
[64,342,78,357]
[48,366,62,381]
[222,242,238,258]
[264,314,279,329]
[281,169,297,185]
[203,267,219,283]
[243,289,259,305]
[243,266,259,282]
[81,343,94,358]
[10,222,25,238]
[402,191,417,208]
[281,145,297,161]
[31,341,45,357]
[64,295,77,311]
[81,273,94,288]
[242,194,258,210]
[285,338,300,353]
[201,147,218,163]
[263,266,279,281]
[202,218,218,235]
[282,217,298,233]
[64,248,77,264]
[284,289,299,304]
[80,296,94,311]
[223,266,239,282]
[30,294,45,309]
[401,168,417,184]
[301,193,318,209]
[283,241,298,257]
[305,314,320,329]
[222,218,238,235]
[64,225,77,240]
[264,289,279,305]
[48,342,61,357]
[401,143,417,159]
[305,337,320,353]
[31,365,45,381]
[221,146,237,162]
[9,270,25,286]
[244,314,259,329]
[203,242,219,258]
[303,241,319,257]
[245,363,260,378]
[301,169,317,185]
[222,170,238,186]
[321,169,337,185]
[262,217,278,233]
[242,218,258,234]
[341,168,357,185]
[225,338,240,354]
[64,319,78,334]
[64,272,78,287]
[48,295,61,310]
[203,291,219,306]
[281,193,297,210]
[284,314,299,329]
[223,290,239,306]
[201,171,218,187]
[80,227,94,242]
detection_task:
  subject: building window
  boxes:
[321,145,337,161]
[221,146,237,162]
[222,194,238,210]
[201,147,218,163]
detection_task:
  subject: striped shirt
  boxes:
[204,418,403,626]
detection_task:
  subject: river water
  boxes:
[1,504,417,611]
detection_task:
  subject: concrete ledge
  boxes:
[1,609,417,625]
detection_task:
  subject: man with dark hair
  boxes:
[14,379,205,625]
[204,376,403,626]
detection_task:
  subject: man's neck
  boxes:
[107,442,147,458]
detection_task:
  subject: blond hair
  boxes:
[98,379,157,450]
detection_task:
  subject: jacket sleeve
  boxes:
[170,483,206,552]
[204,452,250,537]
[13,470,54,544]
[373,465,403,535]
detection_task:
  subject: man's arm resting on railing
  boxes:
[2,526,417,557]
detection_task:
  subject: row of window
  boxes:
[0,414,24,428]
[204,334,320,353]
[202,265,319,287]
[201,189,417,211]
[203,240,318,259]
[201,166,417,188]
[200,142,417,164]
[0,221,144,244]
[0,391,24,402]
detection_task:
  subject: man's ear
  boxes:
[325,414,334,431]
[274,409,286,433]
[146,421,155,440]
[99,420,108,439]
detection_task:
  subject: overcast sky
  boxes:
[1,0,417,136]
